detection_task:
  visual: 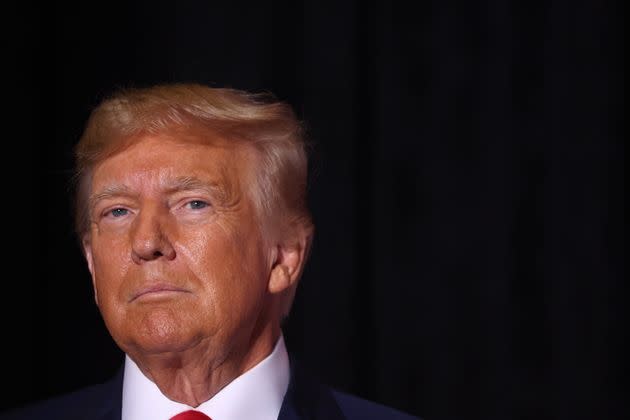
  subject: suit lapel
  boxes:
[93,367,124,420]
[278,359,346,420]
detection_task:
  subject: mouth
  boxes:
[130,284,191,302]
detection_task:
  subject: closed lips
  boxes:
[131,285,190,302]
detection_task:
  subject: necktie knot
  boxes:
[170,410,213,420]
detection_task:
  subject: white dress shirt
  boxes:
[121,335,290,420]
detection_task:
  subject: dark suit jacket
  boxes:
[1,361,419,419]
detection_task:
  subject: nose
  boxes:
[130,206,176,264]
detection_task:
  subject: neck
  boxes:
[129,324,281,407]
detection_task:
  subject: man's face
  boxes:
[83,132,274,360]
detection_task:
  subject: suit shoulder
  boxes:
[332,390,421,420]
[1,384,99,420]
[1,370,122,420]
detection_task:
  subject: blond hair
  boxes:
[74,83,312,243]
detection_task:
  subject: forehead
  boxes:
[90,131,254,192]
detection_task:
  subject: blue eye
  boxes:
[110,208,129,218]
[188,200,209,210]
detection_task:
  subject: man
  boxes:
[2,84,418,420]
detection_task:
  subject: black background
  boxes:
[3,1,623,419]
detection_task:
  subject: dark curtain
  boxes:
[4,1,623,419]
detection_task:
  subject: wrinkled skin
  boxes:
[83,132,309,406]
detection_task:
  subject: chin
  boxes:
[131,334,196,355]
[113,306,203,355]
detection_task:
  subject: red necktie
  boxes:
[170,410,213,420]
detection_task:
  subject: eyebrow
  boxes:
[89,185,134,211]
[164,176,223,196]
[88,176,226,211]
[165,176,235,208]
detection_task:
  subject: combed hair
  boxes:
[74,83,312,242]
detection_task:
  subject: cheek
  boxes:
[181,226,268,307]
[91,239,131,298]
[175,227,213,264]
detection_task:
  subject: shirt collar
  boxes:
[122,335,290,420]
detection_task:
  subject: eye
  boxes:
[108,208,129,218]
[186,200,209,210]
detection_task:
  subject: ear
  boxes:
[82,237,99,306]
[268,226,313,295]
